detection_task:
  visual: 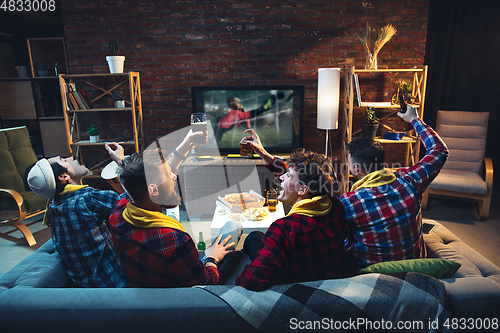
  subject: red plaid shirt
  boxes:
[108,197,218,287]
[235,159,347,291]
[339,119,449,269]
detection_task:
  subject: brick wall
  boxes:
[60,0,430,163]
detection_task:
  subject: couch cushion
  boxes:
[360,258,461,279]
[0,131,25,196]
[429,169,487,194]
[0,127,43,210]
[436,111,489,174]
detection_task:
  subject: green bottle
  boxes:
[197,231,206,251]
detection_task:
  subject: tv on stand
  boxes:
[191,85,304,156]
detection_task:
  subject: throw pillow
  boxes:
[360,259,461,279]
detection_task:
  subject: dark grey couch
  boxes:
[0,220,499,333]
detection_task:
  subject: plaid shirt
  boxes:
[50,187,127,287]
[108,196,219,288]
[235,159,347,291]
[339,119,449,269]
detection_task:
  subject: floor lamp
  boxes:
[317,68,340,158]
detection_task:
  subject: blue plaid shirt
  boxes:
[50,187,127,287]
[340,119,449,269]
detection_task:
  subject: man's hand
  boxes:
[242,128,264,153]
[178,129,205,152]
[397,105,418,123]
[242,128,275,165]
[105,142,125,163]
[204,235,235,263]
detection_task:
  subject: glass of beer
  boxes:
[240,131,253,158]
[190,113,207,146]
[266,190,278,212]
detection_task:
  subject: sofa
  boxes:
[0,220,499,333]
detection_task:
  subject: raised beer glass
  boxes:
[190,113,207,146]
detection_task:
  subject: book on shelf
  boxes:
[72,91,86,109]
[64,83,78,110]
[353,74,361,107]
[78,90,91,109]
[67,91,80,110]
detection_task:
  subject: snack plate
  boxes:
[218,190,265,213]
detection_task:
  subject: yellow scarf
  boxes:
[351,169,396,191]
[43,185,88,227]
[122,202,186,232]
[286,195,332,217]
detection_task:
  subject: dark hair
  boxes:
[346,138,385,174]
[287,148,338,197]
[116,149,166,204]
[227,96,240,109]
[50,162,69,196]
[116,152,147,203]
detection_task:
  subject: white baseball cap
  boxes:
[27,158,56,199]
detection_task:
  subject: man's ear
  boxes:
[298,185,309,196]
[148,184,159,197]
[57,173,70,183]
[352,163,363,177]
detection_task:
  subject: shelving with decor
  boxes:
[0,37,69,158]
[58,72,144,178]
[340,66,428,194]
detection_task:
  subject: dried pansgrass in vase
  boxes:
[357,23,397,69]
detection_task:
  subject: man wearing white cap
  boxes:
[27,146,128,288]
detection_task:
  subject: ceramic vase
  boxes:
[89,135,100,143]
[106,56,125,73]
[15,66,29,78]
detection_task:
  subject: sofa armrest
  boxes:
[0,240,71,289]
[424,220,500,318]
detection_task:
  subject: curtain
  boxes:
[424,0,500,191]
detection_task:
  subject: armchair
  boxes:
[422,111,493,219]
[0,126,48,246]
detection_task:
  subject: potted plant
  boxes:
[112,90,125,108]
[106,39,125,73]
[361,107,379,140]
[87,124,101,143]
[392,80,416,105]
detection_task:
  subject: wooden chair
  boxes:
[422,111,493,219]
[0,126,48,246]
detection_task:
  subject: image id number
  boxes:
[1,0,56,11]
[444,318,498,330]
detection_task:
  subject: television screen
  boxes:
[191,85,304,155]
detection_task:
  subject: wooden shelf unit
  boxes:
[0,37,69,158]
[340,66,428,194]
[59,72,144,171]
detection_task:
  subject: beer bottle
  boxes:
[272,179,279,192]
[197,231,206,251]
[264,178,270,206]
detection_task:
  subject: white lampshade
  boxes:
[317,68,340,130]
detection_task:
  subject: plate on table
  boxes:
[243,207,269,221]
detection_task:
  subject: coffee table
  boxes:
[210,201,285,240]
